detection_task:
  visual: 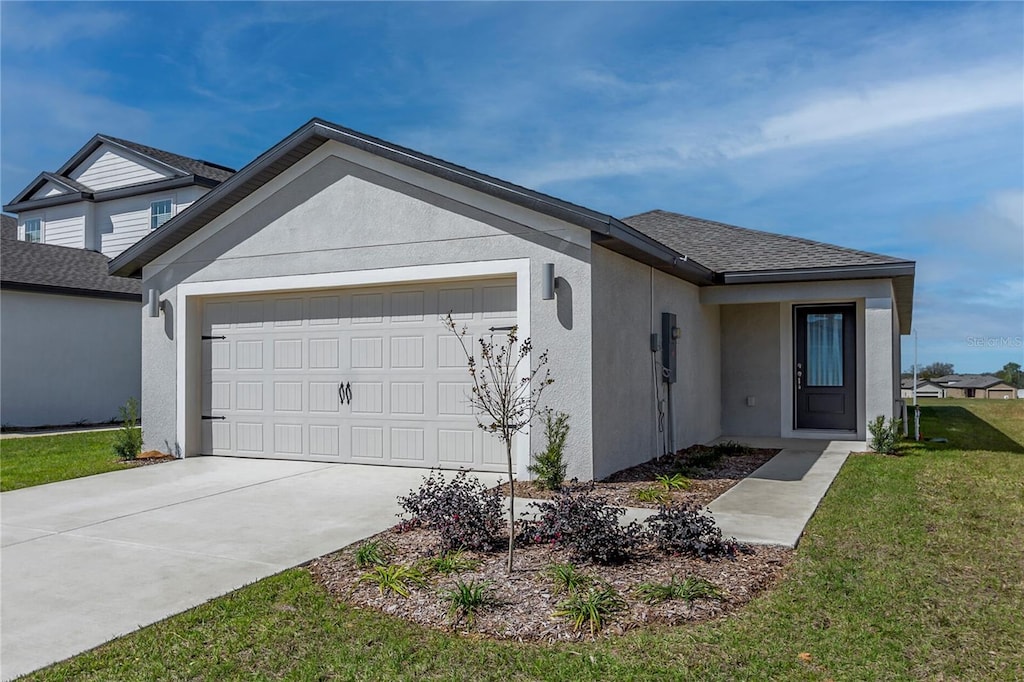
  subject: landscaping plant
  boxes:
[635,576,724,604]
[356,564,427,598]
[353,539,393,568]
[442,314,554,573]
[644,504,741,560]
[523,486,643,565]
[441,579,495,627]
[528,410,570,490]
[868,415,904,455]
[655,472,692,491]
[552,584,627,635]
[544,562,594,595]
[397,470,504,553]
[632,486,670,505]
[112,397,143,461]
[420,551,481,575]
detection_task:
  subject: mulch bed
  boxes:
[123,450,175,467]
[494,443,781,510]
[309,525,792,641]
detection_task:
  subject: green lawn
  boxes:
[0,430,130,491]
[19,400,1024,681]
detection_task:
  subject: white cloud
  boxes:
[733,64,1023,157]
[0,5,127,51]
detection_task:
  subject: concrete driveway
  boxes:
[1,457,447,681]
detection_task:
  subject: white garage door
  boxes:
[200,278,517,471]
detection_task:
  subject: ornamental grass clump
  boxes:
[635,576,724,604]
[552,585,626,635]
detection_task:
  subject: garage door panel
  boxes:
[201,278,515,471]
[351,337,383,368]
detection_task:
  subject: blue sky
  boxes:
[2,1,1022,374]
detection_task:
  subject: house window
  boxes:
[24,218,41,243]
[151,200,173,229]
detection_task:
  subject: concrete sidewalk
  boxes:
[707,437,861,547]
[516,437,860,548]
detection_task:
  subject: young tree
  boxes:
[443,314,553,574]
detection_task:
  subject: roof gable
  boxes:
[66,143,173,191]
[4,135,236,211]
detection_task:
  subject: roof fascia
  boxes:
[0,280,142,301]
[5,175,215,213]
[721,262,916,284]
[110,119,721,284]
[5,172,69,207]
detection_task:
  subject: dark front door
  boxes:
[795,304,856,430]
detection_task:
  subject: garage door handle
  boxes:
[202,415,226,420]
[338,382,352,405]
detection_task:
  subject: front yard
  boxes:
[16,399,1023,680]
[1,430,130,491]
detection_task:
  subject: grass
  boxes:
[0,430,131,492]
[635,576,724,605]
[19,398,1024,680]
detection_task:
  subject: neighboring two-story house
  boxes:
[1,136,234,427]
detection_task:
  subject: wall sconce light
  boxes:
[542,262,556,300]
[147,288,164,318]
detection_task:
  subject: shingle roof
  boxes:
[0,237,142,299]
[1,214,16,240]
[41,172,93,193]
[901,378,942,389]
[621,209,911,273]
[101,135,236,183]
[933,374,1006,389]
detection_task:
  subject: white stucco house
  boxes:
[109,119,915,480]
[1,136,234,427]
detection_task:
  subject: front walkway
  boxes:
[522,437,862,548]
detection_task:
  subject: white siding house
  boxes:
[2,137,234,427]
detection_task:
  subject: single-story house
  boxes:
[900,378,945,399]
[932,374,1018,400]
[109,118,915,481]
[1,214,143,427]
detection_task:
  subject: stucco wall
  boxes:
[720,303,782,436]
[590,247,720,480]
[0,290,141,426]
[141,142,595,479]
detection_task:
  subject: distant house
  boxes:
[900,378,945,399]
[932,374,1018,400]
[1,215,143,426]
[1,136,234,427]
[2,134,234,258]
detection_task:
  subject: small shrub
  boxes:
[354,539,393,568]
[644,504,740,560]
[441,579,495,627]
[528,411,571,490]
[357,564,428,598]
[713,440,753,457]
[522,486,643,565]
[632,486,669,505]
[112,397,143,461]
[545,562,593,595]
[635,576,724,604]
[656,473,692,491]
[553,585,626,635]
[420,550,481,574]
[868,416,903,455]
[397,470,505,553]
[685,446,722,469]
